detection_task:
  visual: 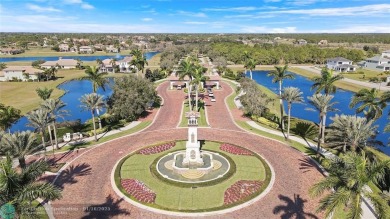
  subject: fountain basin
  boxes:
[156,150,231,183]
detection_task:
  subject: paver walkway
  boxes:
[45,80,326,219]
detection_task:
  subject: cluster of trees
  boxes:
[210,42,366,65]
[145,68,168,82]
[238,78,272,117]
[237,60,390,217]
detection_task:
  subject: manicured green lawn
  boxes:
[179,100,208,127]
[119,141,268,211]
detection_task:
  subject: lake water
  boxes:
[0,52,159,63]
[250,70,390,155]
[9,52,158,133]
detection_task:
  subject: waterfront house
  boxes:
[0,66,44,81]
[117,56,134,72]
[1,48,24,55]
[79,46,93,54]
[41,58,78,69]
[326,57,356,72]
[59,44,69,52]
[99,59,117,73]
[359,52,390,72]
[106,45,119,53]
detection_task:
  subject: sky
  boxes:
[0,0,389,33]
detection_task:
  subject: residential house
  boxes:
[41,58,78,69]
[79,46,93,54]
[326,57,356,72]
[99,59,117,73]
[106,45,119,53]
[318,40,328,46]
[59,44,69,52]
[117,56,134,72]
[0,66,44,81]
[94,44,105,51]
[359,51,390,72]
[297,39,307,45]
[1,48,24,55]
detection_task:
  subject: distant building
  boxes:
[1,48,24,55]
[318,40,328,46]
[358,51,390,72]
[106,45,119,53]
[41,58,78,69]
[58,44,69,52]
[326,57,356,72]
[99,59,117,73]
[297,39,307,45]
[0,66,44,81]
[79,46,93,54]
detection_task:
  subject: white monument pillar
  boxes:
[183,112,203,166]
[170,81,174,90]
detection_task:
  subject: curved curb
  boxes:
[110,145,275,217]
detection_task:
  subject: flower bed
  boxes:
[121,179,156,203]
[224,180,263,205]
[220,143,253,156]
[137,142,176,155]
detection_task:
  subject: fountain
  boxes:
[155,111,231,183]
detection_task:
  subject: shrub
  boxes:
[257,117,279,129]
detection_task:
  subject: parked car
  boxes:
[211,98,216,102]
[177,85,182,90]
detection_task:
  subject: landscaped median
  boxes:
[113,140,272,214]
[179,100,208,127]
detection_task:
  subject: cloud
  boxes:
[263,0,282,2]
[26,3,61,12]
[63,0,94,9]
[203,7,258,12]
[142,18,153,22]
[315,25,390,33]
[183,21,208,25]
[176,10,207,17]
[81,3,94,9]
[241,26,297,33]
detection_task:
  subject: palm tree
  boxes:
[191,65,207,111]
[310,151,390,219]
[0,62,6,71]
[244,58,256,80]
[242,51,250,75]
[110,58,117,73]
[26,109,52,157]
[176,58,196,110]
[308,94,338,153]
[35,87,53,101]
[80,93,106,141]
[327,114,377,152]
[311,68,344,95]
[1,131,41,168]
[350,88,387,121]
[130,49,148,77]
[267,65,294,130]
[96,58,103,66]
[0,104,21,132]
[41,99,68,150]
[0,156,62,217]
[83,65,108,93]
[281,87,304,140]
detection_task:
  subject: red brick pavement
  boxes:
[48,79,325,219]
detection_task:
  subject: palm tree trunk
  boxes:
[53,122,59,149]
[317,116,323,153]
[279,81,285,130]
[188,82,191,111]
[19,157,26,169]
[48,125,53,146]
[287,104,291,140]
[92,111,97,141]
[250,69,253,80]
[195,86,199,111]
[321,114,326,143]
[41,132,46,160]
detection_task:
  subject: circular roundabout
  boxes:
[112,140,274,214]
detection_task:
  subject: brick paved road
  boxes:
[50,80,324,219]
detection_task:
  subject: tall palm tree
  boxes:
[267,64,294,130]
[242,51,250,76]
[1,131,41,168]
[191,65,207,111]
[0,156,62,217]
[41,99,68,150]
[96,58,103,66]
[311,68,344,95]
[308,94,338,153]
[349,88,386,121]
[176,58,196,110]
[310,151,390,219]
[35,87,53,101]
[245,58,256,80]
[26,109,52,157]
[83,65,108,93]
[0,104,21,132]
[327,114,377,152]
[311,67,344,141]
[281,87,304,140]
[80,93,106,142]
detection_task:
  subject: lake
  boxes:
[0,52,159,63]
[250,70,390,155]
